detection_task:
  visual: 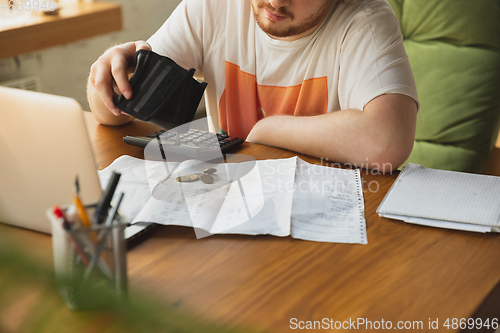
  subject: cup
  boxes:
[48,205,128,310]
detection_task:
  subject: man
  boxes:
[88,0,418,172]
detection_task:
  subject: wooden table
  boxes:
[3,112,500,332]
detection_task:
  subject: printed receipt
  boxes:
[99,156,367,244]
[291,158,367,244]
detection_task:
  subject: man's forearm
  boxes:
[246,94,417,172]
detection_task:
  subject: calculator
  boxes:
[123,129,244,154]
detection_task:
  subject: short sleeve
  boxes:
[338,2,419,111]
[147,0,206,78]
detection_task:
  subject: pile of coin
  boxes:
[176,168,217,184]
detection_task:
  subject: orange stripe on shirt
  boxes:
[219,61,328,138]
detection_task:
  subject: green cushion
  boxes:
[387,0,500,173]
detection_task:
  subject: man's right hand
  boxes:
[87,41,151,125]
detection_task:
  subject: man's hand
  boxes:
[87,41,151,125]
[246,94,418,172]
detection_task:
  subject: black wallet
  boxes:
[113,50,207,129]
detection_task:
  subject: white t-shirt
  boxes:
[148,0,418,138]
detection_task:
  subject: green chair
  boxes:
[387,0,500,173]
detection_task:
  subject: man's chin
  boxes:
[260,26,297,39]
[256,20,293,38]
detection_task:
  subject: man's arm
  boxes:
[246,94,417,173]
[87,41,151,126]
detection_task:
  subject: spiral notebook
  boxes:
[377,163,500,233]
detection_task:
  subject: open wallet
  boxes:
[113,50,207,129]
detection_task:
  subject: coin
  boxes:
[200,174,214,184]
[203,168,217,174]
[176,174,199,182]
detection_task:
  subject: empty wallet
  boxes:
[113,49,207,129]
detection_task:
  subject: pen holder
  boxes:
[47,205,128,310]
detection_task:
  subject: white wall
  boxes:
[0,0,182,110]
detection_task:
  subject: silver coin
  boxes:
[200,174,214,184]
[176,174,199,182]
[203,168,217,174]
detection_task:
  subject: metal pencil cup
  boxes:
[48,205,128,310]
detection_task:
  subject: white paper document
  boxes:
[292,159,367,243]
[377,163,500,233]
[99,155,367,244]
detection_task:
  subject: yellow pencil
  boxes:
[74,176,94,231]
[74,195,92,227]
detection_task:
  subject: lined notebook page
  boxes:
[377,163,500,226]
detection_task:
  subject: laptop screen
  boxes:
[0,87,102,234]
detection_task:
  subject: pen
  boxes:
[53,206,90,267]
[109,193,127,294]
[73,176,92,228]
[82,192,124,286]
[94,171,121,225]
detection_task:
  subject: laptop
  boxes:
[0,87,150,238]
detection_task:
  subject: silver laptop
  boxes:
[0,87,150,238]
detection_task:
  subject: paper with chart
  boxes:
[99,155,367,243]
[377,163,500,233]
